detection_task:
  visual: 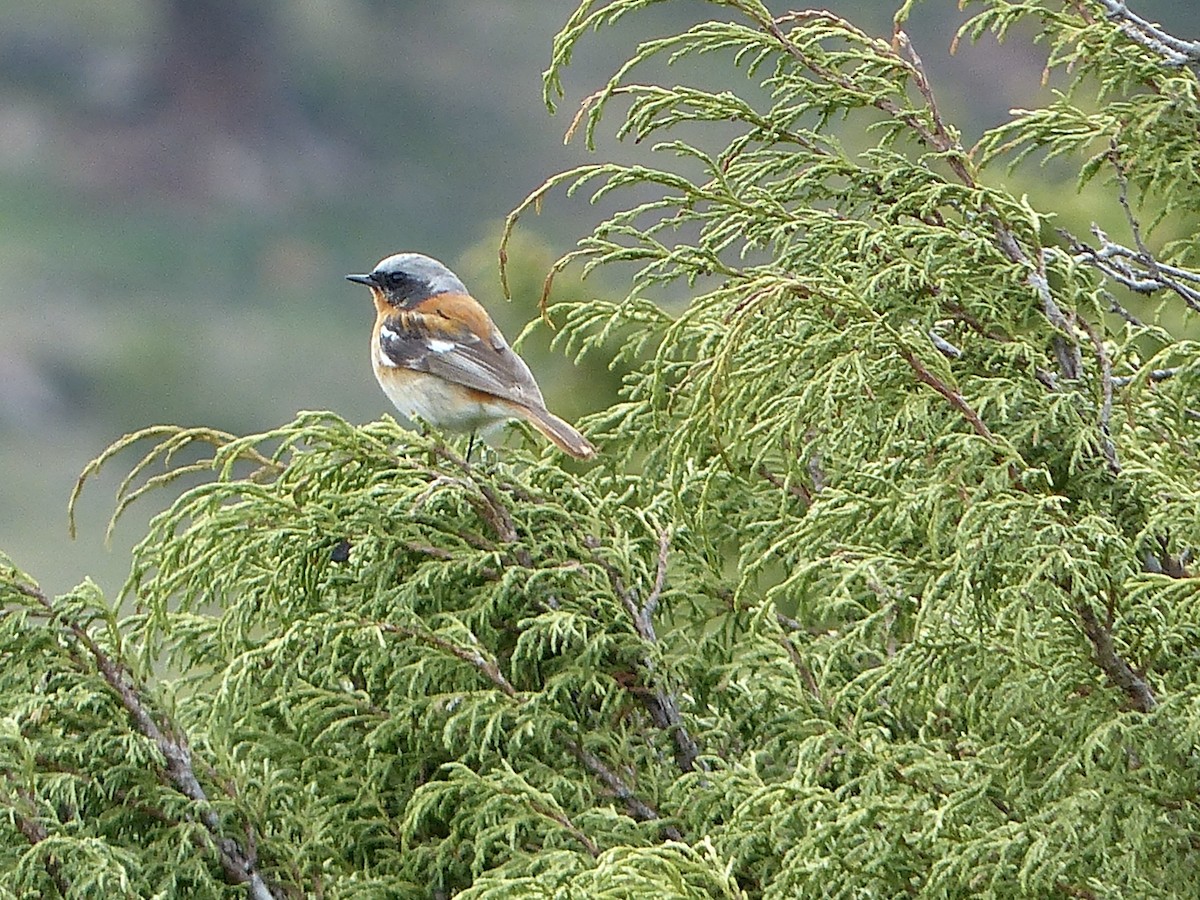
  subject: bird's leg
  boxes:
[466,431,477,464]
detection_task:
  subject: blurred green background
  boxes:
[1,0,1194,595]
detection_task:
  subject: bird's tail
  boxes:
[519,405,597,460]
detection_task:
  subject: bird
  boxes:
[346,252,596,459]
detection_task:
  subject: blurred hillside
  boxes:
[1,0,1196,594]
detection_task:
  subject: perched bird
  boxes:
[347,252,596,459]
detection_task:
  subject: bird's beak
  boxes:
[345,273,376,286]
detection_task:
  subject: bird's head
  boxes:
[346,252,468,309]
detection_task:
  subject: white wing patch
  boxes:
[376,325,400,367]
[376,313,546,408]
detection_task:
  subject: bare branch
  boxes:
[1095,0,1200,68]
[893,28,962,167]
[928,329,963,360]
[1143,535,1192,579]
[1077,603,1156,713]
[1108,139,1149,258]
[565,740,683,842]
[1067,227,1200,313]
[1028,267,1083,381]
[1035,367,1060,391]
[1111,367,1180,388]
[896,346,996,441]
[1099,287,1144,327]
[1063,140,1200,314]
[376,621,518,698]
[586,532,705,775]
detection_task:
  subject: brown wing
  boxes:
[377,310,546,409]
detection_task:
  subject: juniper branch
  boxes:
[776,633,824,709]
[765,8,1085,380]
[428,449,705,777]
[1080,317,1121,474]
[639,528,671,640]
[373,617,677,842]
[376,621,518,699]
[526,797,601,858]
[1,778,72,898]
[12,581,281,900]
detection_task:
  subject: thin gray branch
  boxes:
[587,531,706,775]
[1107,138,1150,260]
[1077,603,1156,712]
[1111,367,1180,387]
[1097,241,1200,286]
[928,328,963,359]
[1100,287,1144,327]
[1143,536,1192,578]
[1096,0,1200,67]
[1028,268,1083,380]
[566,740,683,841]
[1069,226,1200,313]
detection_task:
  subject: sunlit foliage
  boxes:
[4,1,1200,896]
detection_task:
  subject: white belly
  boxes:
[375,367,513,433]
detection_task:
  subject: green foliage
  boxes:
[5,1,1200,896]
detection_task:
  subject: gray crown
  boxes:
[371,252,468,297]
